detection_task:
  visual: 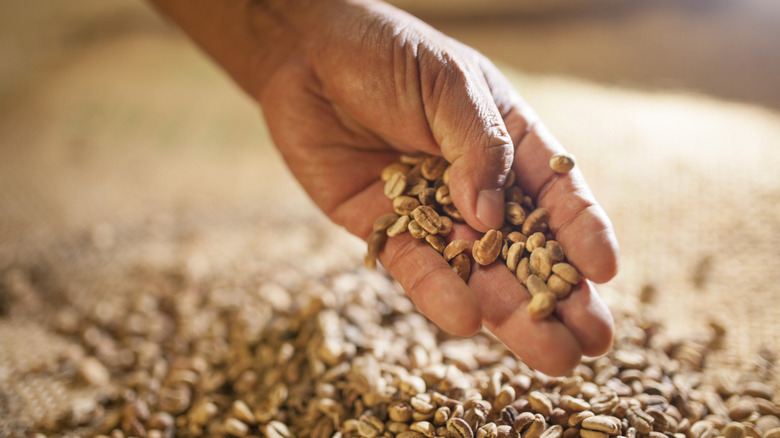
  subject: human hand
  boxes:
[255,1,618,376]
[149,0,619,376]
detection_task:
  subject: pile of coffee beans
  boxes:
[365,153,583,319]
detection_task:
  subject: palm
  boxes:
[259,8,618,376]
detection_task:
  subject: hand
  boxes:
[149,0,619,376]
[258,1,619,376]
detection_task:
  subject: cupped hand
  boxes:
[258,0,619,376]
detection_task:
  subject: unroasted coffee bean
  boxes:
[389,401,414,423]
[507,231,527,244]
[412,205,442,234]
[506,202,527,226]
[451,253,472,283]
[419,187,437,206]
[528,391,553,417]
[443,203,465,222]
[374,213,400,232]
[439,216,453,236]
[385,172,407,199]
[426,234,446,253]
[448,417,475,438]
[582,415,621,434]
[516,257,531,285]
[545,241,565,263]
[506,242,524,272]
[406,175,429,196]
[550,153,576,173]
[526,274,550,296]
[473,229,503,266]
[547,274,572,298]
[527,292,557,319]
[626,408,653,434]
[559,395,590,412]
[444,239,470,262]
[580,430,609,438]
[358,413,385,437]
[525,232,546,253]
[381,162,409,181]
[366,230,388,263]
[524,414,548,438]
[541,425,564,438]
[514,412,536,432]
[223,418,249,437]
[408,220,429,239]
[387,215,411,237]
[421,156,448,180]
[522,208,550,235]
[394,196,421,215]
[551,263,581,285]
[436,185,453,205]
[530,248,552,281]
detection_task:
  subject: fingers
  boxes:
[468,261,583,376]
[555,280,614,357]
[418,50,514,233]
[379,233,483,338]
[513,122,619,283]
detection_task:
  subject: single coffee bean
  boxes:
[443,203,465,222]
[525,232,547,253]
[394,195,421,215]
[401,153,428,164]
[435,185,453,205]
[381,162,411,181]
[550,153,576,173]
[526,274,550,296]
[374,213,400,232]
[516,257,531,285]
[389,401,414,423]
[419,187,437,206]
[387,215,411,237]
[506,202,527,226]
[506,242,525,272]
[551,263,581,285]
[530,248,552,281]
[426,234,446,253]
[447,417,475,438]
[506,231,527,244]
[385,172,407,199]
[527,291,557,319]
[444,239,470,261]
[547,274,573,298]
[358,413,385,437]
[421,156,448,180]
[522,208,550,235]
[412,205,442,234]
[582,415,621,434]
[540,425,564,438]
[451,253,472,283]
[473,230,503,266]
[408,220,429,239]
[528,391,553,417]
[405,175,429,196]
[546,240,565,263]
[439,216,453,236]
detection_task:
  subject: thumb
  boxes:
[429,67,514,232]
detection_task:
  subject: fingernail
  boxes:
[476,188,505,230]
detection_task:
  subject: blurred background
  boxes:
[1,0,779,432]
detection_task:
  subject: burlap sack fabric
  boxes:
[1,1,778,435]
